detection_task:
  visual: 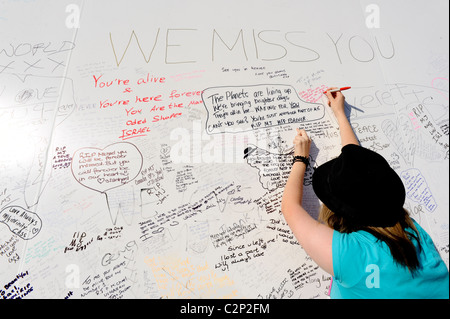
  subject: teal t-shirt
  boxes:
[331,219,449,299]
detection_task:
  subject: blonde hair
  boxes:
[319,204,422,275]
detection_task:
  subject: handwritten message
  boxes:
[144,256,237,298]
[52,146,73,170]
[71,142,143,193]
[401,168,437,212]
[81,241,137,299]
[202,84,324,134]
[0,271,33,299]
[0,234,20,264]
[92,73,203,140]
[245,145,292,191]
[0,206,42,240]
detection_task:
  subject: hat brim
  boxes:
[312,158,339,213]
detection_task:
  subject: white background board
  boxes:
[0,0,448,299]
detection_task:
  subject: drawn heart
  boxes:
[71,142,143,193]
[160,145,171,157]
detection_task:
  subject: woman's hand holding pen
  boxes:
[325,87,346,119]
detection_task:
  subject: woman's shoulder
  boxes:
[334,228,378,244]
[332,229,382,285]
[332,229,379,254]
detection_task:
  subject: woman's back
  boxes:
[331,219,449,299]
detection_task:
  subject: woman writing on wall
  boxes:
[281,87,449,298]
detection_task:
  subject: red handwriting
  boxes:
[119,127,151,140]
[149,102,183,112]
[187,100,202,107]
[137,73,166,85]
[100,99,130,108]
[93,72,204,140]
[169,89,203,100]
[126,118,147,125]
[135,95,162,103]
[298,85,328,103]
[150,105,165,112]
[93,74,166,88]
[121,106,147,140]
[408,112,421,131]
[125,107,142,116]
[93,74,130,88]
[152,112,182,122]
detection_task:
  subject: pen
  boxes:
[323,86,351,94]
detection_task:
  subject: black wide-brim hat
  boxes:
[312,144,406,227]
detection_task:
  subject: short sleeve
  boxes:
[332,230,368,288]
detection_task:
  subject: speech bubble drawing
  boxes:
[400,168,437,213]
[71,142,143,193]
[202,84,325,134]
[0,206,42,240]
